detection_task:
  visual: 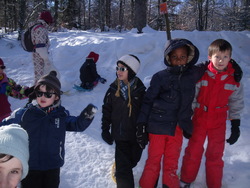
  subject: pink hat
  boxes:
[87,52,99,63]
[0,58,4,66]
[39,11,53,24]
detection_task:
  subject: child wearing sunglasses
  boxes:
[1,71,97,188]
[101,54,146,188]
[0,58,30,121]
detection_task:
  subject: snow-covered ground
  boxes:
[0,27,249,188]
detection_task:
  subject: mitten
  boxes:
[230,59,243,82]
[80,104,98,119]
[226,119,240,145]
[136,123,148,149]
[24,86,35,97]
[101,130,113,145]
[183,130,192,139]
[99,77,107,84]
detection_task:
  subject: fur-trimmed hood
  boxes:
[164,38,199,67]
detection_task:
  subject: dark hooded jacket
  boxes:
[137,38,206,135]
[102,77,146,140]
[80,58,100,84]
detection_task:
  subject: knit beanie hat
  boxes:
[87,51,99,63]
[39,11,53,24]
[0,58,4,66]
[117,54,140,81]
[0,124,29,180]
[35,71,61,97]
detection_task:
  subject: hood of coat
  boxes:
[164,38,199,68]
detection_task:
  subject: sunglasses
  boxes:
[0,66,6,69]
[116,66,128,72]
[35,91,56,98]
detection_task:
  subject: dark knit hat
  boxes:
[0,58,4,66]
[87,51,99,63]
[35,71,61,96]
[117,54,140,81]
[39,11,53,24]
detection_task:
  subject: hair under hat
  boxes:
[0,124,29,180]
[87,51,99,63]
[35,71,61,97]
[117,54,140,82]
[39,11,53,24]
[0,58,4,66]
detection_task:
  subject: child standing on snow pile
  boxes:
[0,58,30,121]
[31,10,58,83]
[79,51,107,90]
[1,71,97,188]
[101,54,146,188]
[180,39,244,188]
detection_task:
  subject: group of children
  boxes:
[0,37,244,188]
[100,38,243,188]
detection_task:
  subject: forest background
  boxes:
[0,0,250,37]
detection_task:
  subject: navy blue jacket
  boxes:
[137,39,206,135]
[80,59,100,84]
[1,103,93,170]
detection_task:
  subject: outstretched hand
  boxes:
[99,77,107,84]
[81,104,98,119]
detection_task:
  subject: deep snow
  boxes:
[0,27,249,188]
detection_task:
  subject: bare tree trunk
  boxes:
[88,0,91,29]
[118,0,124,32]
[106,0,111,29]
[135,0,147,33]
[54,0,59,29]
[197,0,203,31]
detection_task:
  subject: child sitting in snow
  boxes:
[180,39,244,188]
[0,58,30,121]
[1,70,97,188]
[79,51,107,90]
[101,54,146,188]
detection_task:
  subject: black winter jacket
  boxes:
[80,59,100,84]
[102,77,146,141]
[137,39,206,135]
[1,103,93,170]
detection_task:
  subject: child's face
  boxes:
[36,85,59,108]
[209,50,231,71]
[0,156,23,188]
[116,63,128,83]
[169,46,188,66]
[0,65,5,75]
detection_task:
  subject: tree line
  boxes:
[0,0,249,34]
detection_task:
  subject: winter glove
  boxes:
[226,119,240,145]
[80,103,98,119]
[230,59,243,82]
[99,77,107,84]
[136,123,148,149]
[101,129,113,145]
[24,86,35,97]
[183,130,192,139]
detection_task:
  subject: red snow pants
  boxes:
[181,114,226,188]
[139,126,183,188]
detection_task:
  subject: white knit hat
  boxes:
[118,55,140,74]
[0,124,29,180]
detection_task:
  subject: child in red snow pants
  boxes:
[181,111,227,188]
[139,126,183,188]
